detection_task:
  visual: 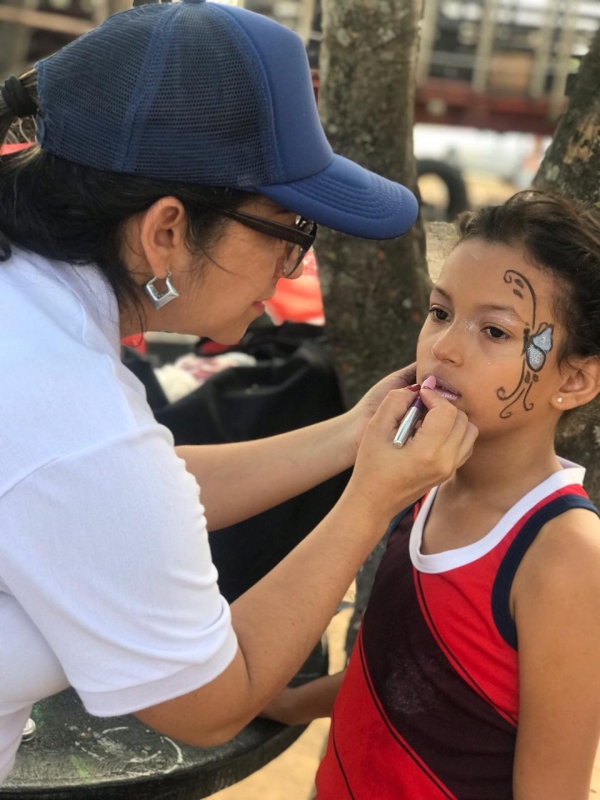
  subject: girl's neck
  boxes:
[443,427,563,514]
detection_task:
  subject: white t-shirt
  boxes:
[0,248,238,783]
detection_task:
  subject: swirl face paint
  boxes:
[496,270,554,419]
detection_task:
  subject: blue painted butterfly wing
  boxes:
[525,324,553,372]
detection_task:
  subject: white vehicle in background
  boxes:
[304,0,599,219]
[414,124,552,219]
[412,0,599,218]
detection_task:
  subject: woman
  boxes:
[0,0,477,782]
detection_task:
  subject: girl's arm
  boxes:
[261,670,346,726]
[512,508,600,800]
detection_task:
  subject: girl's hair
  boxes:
[456,190,600,363]
[0,70,250,325]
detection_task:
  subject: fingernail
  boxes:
[422,376,437,390]
[408,384,420,392]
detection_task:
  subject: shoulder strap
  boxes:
[385,499,422,545]
[492,493,598,650]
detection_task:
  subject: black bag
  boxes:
[125,324,350,603]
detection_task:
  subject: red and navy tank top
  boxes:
[315,460,597,800]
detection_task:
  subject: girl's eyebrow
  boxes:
[431,285,527,323]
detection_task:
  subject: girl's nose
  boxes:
[431,325,463,365]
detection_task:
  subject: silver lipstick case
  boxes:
[393,405,422,448]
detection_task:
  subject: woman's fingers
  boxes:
[367,386,424,437]
[348,383,478,522]
[412,387,478,474]
[388,363,417,390]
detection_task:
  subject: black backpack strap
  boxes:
[492,493,598,650]
[387,505,413,535]
[383,501,422,549]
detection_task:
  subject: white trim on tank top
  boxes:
[409,457,585,574]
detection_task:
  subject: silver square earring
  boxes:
[144,271,179,310]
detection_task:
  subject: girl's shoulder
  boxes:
[513,506,600,618]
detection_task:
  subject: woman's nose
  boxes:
[431,324,463,365]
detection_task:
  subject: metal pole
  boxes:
[0,0,38,80]
[0,2,93,40]
[550,0,579,118]
[417,0,440,86]
[530,0,559,99]
[473,0,499,93]
[296,0,316,43]
[91,0,110,27]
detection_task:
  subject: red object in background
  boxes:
[0,142,34,155]
[265,250,325,325]
[121,334,147,354]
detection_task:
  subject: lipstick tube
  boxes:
[393,396,426,448]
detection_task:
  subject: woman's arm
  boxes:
[134,386,476,747]
[260,670,346,726]
[512,508,600,800]
[176,414,355,531]
[176,364,416,530]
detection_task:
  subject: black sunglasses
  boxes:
[215,208,318,278]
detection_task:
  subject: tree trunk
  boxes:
[534,26,600,205]
[317,0,428,409]
[317,0,427,654]
[533,26,600,504]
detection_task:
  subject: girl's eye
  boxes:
[429,307,449,322]
[484,326,509,340]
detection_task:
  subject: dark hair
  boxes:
[456,190,600,363]
[0,70,250,326]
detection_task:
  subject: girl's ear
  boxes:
[553,356,600,412]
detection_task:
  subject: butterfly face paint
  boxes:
[496,270,554,419]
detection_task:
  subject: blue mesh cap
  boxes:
[35,0,418,240]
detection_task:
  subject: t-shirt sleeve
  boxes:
[0,424,238,717]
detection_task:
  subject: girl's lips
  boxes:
[435,387,460,401]
[427,375,461,401]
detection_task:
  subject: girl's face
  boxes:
[417,240,567,440]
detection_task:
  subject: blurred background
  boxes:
[2,0,598,220]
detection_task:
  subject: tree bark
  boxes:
[317,0,428,409]
[533,26,600,505]
[317,0,427,654]
[534,26,600,206]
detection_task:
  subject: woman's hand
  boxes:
[342,364,417,461]
[344,383,478,523]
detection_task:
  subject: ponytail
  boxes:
[0,70,39,258]
[0,70,39,147]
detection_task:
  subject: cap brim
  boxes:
[256,154,419,240]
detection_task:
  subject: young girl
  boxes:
[263,191,600,799]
